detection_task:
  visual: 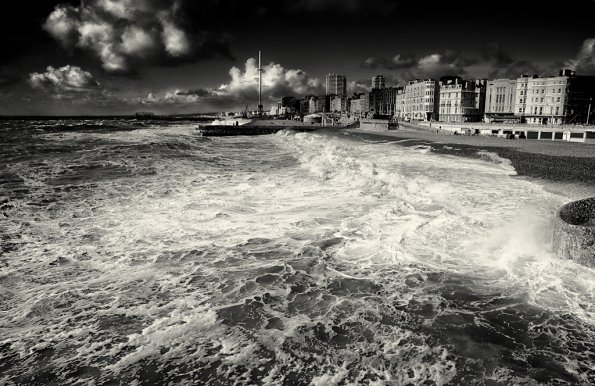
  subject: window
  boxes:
[555,106,559,115]
[557,97,560,102]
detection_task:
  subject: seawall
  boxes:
[197,125,319,136]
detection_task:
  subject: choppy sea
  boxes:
[1,119,595,385]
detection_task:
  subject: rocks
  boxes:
[553,197,595,267]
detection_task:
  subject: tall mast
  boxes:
[258,50,263,118]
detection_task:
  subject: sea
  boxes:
[1,119,594,385]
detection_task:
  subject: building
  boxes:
[516,69,595,125]
[369,87,397,116]
[438,76,486,123]
[350,93,370,116]
[400,79,440,121]
[485,79,517,122]
[394,87,405,118]
[372,75,386,89]
[330,95,349,113]
[309,95,330,114]
[299,98,311,115]
[326,74,347,97]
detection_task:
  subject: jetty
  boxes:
[197,118,322,136]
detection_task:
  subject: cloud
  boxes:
[132,90,200,106]
[348,80,371,94]
[415,51,476,78]
[565,38,595,75]
[481,43,542,78]
[211,57,322,105]
[29,65,100,92]
[361,54,416,70]
[481,43,515,68]
[43,0,232,73]
[27,65,118,103]
[361,50,475,81]
[143,57,323,110]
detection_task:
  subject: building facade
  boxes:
[515,69,595,125]
[394,87,405,118]
[330,95,349,113]
[399,79,439,121]
[326,74,347,97]
[350,93,370,116]
[372,75,386,89]
[439,76,486,123]
[369,87,397,116]
[485,79,517,122]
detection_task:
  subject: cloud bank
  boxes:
[362,50,476,82]
[43,0,232,73]
[145,58,323,109]
[29,65,103,99]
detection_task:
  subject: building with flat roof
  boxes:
[330,95,349,113]
[372,75,386,90]
[515,69,595,125]
[326,74,347,97]
[399,79,439,121]
[485,79,517,122]
[369,87,397,116]
[350,93,370,117]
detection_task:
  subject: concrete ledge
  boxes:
[197,125,318,136]
[553,197,595,267]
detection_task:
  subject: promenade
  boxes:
[344,127,595,183]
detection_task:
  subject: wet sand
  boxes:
[344,128,595,184]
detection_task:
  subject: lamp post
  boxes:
[587,97,592,125]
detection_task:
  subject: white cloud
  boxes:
[29,65,99,92]
[137,57,323,110]
[43,0,221,72]
[135,90,199,105]
[121,26,156,56]
[217,58,322,100]
[566,38,595,75]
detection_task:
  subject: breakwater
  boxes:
[197,125,319,136]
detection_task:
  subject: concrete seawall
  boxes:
[553,197,595,267]
[197,125,319,136]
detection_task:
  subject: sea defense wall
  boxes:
[197,125,319,136]
[553,197,595,267]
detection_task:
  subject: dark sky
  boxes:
[1,0,594,115]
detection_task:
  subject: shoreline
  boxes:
[341,128,595,183]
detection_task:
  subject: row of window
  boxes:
[518,96,562,104]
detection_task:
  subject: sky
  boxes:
[1,0,594,115]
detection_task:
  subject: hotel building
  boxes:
[400,79,440,121]
[438,76,486,123]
